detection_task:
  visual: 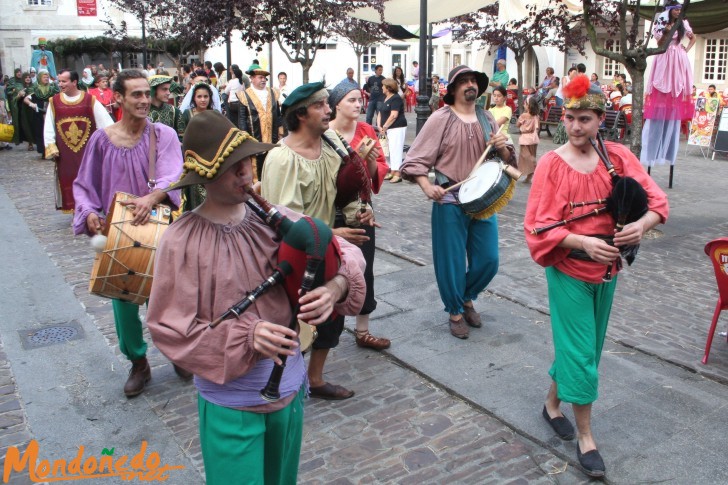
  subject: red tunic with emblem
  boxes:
[51,92,98,211]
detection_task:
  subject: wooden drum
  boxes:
[89,192,172,305]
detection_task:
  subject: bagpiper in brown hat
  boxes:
[169,110,276,190]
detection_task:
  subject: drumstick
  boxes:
[467,144,494,177]
[443,176,475,193]
[443,144,494,194]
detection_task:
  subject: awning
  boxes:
[635,0,728,35]
[351,0,498,25]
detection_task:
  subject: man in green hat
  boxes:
[237,63,282,180]
[146,110,365,484]
[262,82,369,400]
[148,75,185,140]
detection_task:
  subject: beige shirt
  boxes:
[261,129,343,227]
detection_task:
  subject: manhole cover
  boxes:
[19,321,85,350]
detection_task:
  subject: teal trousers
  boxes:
[431,203,499,315]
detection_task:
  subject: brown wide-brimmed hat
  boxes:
[168,111,276,190]
[443,65,489,105]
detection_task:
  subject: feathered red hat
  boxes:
[563,75,606,111]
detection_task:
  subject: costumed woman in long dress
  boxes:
[180,83,217,211]
[17,72,36,151]
[179,72,222,114]
[22,69,58,159]
[640,0,695,188]
[328,80,391,351]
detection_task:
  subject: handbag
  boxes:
[0,123,14,143]
[378,132,389,158]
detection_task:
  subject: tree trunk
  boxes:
[625,65,645,158]
[302,62,312,84]
[515,54,525,117]
[356,52,362,86]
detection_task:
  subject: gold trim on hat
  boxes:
[564,94,606,111]
[182,129,255,180]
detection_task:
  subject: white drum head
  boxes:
[458,162,501,204]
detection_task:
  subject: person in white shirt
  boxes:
[277,71,292,105]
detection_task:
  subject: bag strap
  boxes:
[474,106,492,144]
[147,121,157,192]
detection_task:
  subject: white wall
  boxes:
[0,0,141,74]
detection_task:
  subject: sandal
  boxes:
[390,175,402,184]
[355,330,391,350]
[384,172,393,180]
[309,382,355,400]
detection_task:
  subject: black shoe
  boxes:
[173,364,193,380]
[577,443,606,478]
[542,405,575,440]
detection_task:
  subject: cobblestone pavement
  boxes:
[0,149,589,482]
[0,340,32,485]
[374,124,728,384]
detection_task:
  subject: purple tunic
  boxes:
[72,122,183,236]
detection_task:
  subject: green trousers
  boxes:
[198,392,304,485]
[111,299,147,361]
[545,266,617,406]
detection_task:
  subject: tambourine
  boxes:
[355,136,377,161]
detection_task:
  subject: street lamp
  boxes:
[414,0,430,134]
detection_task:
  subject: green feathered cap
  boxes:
[246,63,269,76]
[281,82,329,116]
[166,111,276,190]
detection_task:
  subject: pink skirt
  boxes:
[644,42,693,121]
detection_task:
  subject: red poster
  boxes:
[77,0,97,16]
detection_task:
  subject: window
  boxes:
[27,0,53,5]
[362,47,377,74]
[602,39,622,79]
[704,38,728,83]
[128,53,140,69]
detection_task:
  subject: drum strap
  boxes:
[147,121,157,192]
[474,106,492,144]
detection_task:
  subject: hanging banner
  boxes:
[688,96,720,147]
[77,0,97,16]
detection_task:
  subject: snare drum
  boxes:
[458,161,519,220]
[89,192,172,305]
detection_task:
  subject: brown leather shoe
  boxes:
[463,305,482,328]
[355,330,391,350]
[124,357,151,398]
[173,364,193,380]
[449,317,469,339]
